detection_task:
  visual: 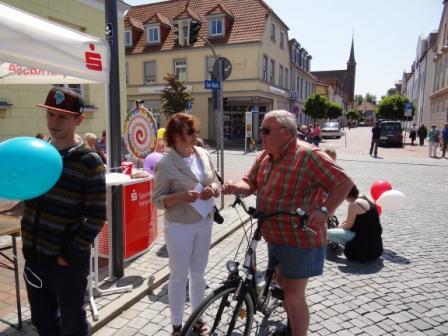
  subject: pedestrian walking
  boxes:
[21,87,106,336]
[409,124,417,146]
[428,124,441,158]
[312,123,322,147]
[222,110,354,336]
[441,123,448,158]
[369,122,382,158]
[417,124,427,146]
[152,113,220,336]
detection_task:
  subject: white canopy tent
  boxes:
[0,0,110,84]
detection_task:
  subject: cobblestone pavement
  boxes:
[1,127,447,335]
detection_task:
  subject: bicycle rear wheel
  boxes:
[181,284,254,336]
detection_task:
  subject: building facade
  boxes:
[288,38,315,126]
[124,0,292,144]
[429,0,448,127]
[0,0,129,142]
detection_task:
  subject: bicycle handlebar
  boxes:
[232,194,309,223]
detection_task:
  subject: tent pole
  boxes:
[106,0,124,278]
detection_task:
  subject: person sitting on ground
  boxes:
[327,185,383,262]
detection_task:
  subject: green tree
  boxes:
[303,94,329,122]
[326,102,343,120]
[355,94,364,105]
[160,74,193,118]
[365,92,377,105]
[376,95,413,120]
[346,109,362,121]
[387,88,397,96]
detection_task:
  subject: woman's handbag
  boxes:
[213,206,224,224]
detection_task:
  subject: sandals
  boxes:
[193,319,209,335]
[172,324,182,336]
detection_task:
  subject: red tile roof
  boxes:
[205,4,235,20]
[125,0,277,53]
[125,16,145,32]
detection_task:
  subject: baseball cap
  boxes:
[36,87,84,115]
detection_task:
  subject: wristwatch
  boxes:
[320,206,328,215]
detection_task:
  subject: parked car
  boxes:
[321,121,342,139]
[378,121,403,146]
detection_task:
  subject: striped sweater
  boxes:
[21,143,106,264]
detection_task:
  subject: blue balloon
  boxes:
[0,137,62,200]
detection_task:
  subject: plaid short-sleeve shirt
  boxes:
[243,138,349,248]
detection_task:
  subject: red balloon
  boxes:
[376,204,382,216]
[370,180,392,201]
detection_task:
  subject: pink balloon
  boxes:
[144,152,164,175]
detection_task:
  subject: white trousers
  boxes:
[165,217,213,326]
[428,141,438,157]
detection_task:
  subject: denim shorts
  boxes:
[267,243,326,279]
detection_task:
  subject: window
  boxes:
[279,65,284,88]
[124,30,132,47]
[209,18,224,37]
[280,31,284,49]
[146,25,160,44]
[174,59,187,82]
[143,61,156,84]
[270,59,275,84]
[262,55,268,81]
[284,68,289,90]
[296,77,300,98]
[270,23,276,41]
[205,56,217,80]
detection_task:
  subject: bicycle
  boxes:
[180,195,312,336]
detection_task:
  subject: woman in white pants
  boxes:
[152,113,220,336]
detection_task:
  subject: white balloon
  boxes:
[376,189,406,211]
[106,173,131,186]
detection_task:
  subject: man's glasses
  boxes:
[259,126,287,136]
[184,128,199,136]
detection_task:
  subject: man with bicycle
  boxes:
[223,110,353,336]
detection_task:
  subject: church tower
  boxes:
[346,37,356,106]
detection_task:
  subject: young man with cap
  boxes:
[21,87,106,335]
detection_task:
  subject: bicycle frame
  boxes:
[224,195,309,311]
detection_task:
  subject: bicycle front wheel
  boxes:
[181,284,255,336]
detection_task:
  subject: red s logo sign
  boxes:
[85,44,103,71]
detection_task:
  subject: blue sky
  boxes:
[125,0,442,99]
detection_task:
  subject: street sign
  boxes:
[105,23,113,37]
[204,80,221,90]
[213,57,232,80]
[404,102,413,117]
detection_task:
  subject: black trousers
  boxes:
[419,136,425,146]
[24,256,90,336]
[369,138,379,157]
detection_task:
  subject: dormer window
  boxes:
[146,24,160,44]
[209,17,224,37]
[124,30,132,47]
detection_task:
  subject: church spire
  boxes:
[348,35,356,64]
